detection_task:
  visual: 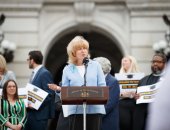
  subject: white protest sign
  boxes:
[136,83,159,104]
[115,73,145,93]
[26,83,48,110]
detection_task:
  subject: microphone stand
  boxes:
[83,59,88,130]
[83,64,88,86]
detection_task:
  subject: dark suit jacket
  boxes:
[133,74,160,130]
[101,73,120,130]
[28,66,55,120]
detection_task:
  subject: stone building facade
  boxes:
[0,0,169,87]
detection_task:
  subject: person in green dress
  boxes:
[0,79,27,130]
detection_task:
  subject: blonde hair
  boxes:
[119,55,140,73]
[67,36,89,64]
[0,55,7,74]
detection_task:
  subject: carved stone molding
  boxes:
[74,1,95,24]
[0,1,42,11]
[127,0,170,11]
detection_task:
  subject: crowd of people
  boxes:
[0,35,169,130]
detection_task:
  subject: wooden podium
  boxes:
[61,86,109,105]
[61,86,109,130]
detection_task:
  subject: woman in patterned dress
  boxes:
[0,80,27,130]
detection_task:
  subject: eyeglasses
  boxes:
[7,85,16,88]
[151,60,164,64]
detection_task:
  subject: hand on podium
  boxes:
[48,84,61,91]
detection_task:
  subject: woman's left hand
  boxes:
[48,84,61,91]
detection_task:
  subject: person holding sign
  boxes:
[0,80,27,130]
[147,62,170,130]
[133,53,167,130]
[118,55,141,130]
[24,50,55,130]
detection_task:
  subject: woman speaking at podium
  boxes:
[61,35,106,130]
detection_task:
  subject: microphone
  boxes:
[83,57,89,65]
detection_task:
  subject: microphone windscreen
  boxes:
[83,57,89,65]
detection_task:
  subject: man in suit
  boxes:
[24,50,55,130]
[147,62,170,130]
[133,53,167,130]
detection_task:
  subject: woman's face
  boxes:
[122,57,131,71]
[7,81,17,96]
[75,47,88,63]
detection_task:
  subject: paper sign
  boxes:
[26,83,48,110]
[115,73,145,93]
[136,83,159,104]
[18,87,28,107]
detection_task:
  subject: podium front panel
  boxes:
[61,86,109,105]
